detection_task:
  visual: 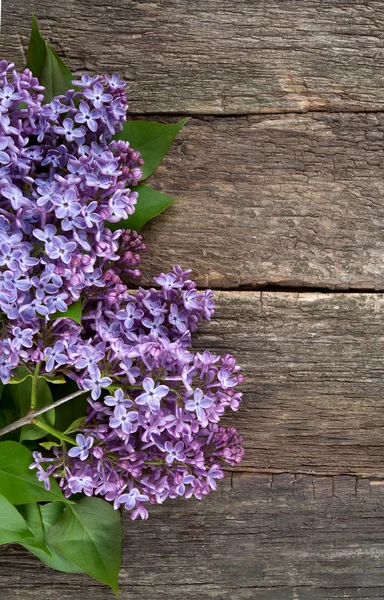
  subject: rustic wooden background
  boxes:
[2,1,384,598]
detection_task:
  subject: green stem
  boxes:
[0,389,86,438]
[30,361,42,410]
[31,419,77,445]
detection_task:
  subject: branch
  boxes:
[0,389,86,438]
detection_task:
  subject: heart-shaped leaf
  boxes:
[106,184,177,232]
[0,494,43,546]
[21,502,84,573]
[50,299,82,325]
[0,441,68,505]
[27,15,73,102]
[16,502,52,556]
[47,496,122,593]
[115,118,188,180]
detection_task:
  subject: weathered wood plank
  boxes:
[196,291,384,476]
[2,473,384,599]
[141,114,384,289]
[2,0,384,114]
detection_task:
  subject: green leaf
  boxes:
[51,299,82,325]
[40,374,66,385]
[0,376,55,442]
[64,416,85,434]
[17,503,44,543]
[16,502,52,556]
[47,497,122,593]
[115,118,188,180]
[22,502,84,573]
[106,184,177,232]
[7,367,32,385]
[8,369,65,387]
[19,378,55,442]
[27,15,73,102]
[39,441,60,451]
[52,378,88,433]
[0,441,69,505]
[8,367,65,386]
[0,493,41,546]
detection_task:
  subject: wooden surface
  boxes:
[2,1,384,598]
[141,114,384,289]
[3,474,384,599]
[4,0,384,114]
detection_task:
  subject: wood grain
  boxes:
[2,473,384,599]
[2,1,384,597]
[140,113,384,290]
[2,0,384,114]
[194,291,384,476]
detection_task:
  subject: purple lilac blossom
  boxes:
[29,266,244,520]
[0,62,244,517]
[0,62,144,383]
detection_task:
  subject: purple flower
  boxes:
[74,101,102,132]
[84,83,112,109]
[109,405,138,434]
[41,98,67,120]
[33,224,57,244]
[217,368,238,389]
[206,465,224,490]
[168,303,187,332]
[47,236,77,264]
[36,466,55,491]
[67,434,94,461]
[116,488,149,511]
[164,441,186,465]
[135,378,169,412]
[83,368,112,400]
[105,73,126,89]
[54,118,85,142]
[44,341,68,372]
[0,84,22,107]
[74,346,105,371]
[1,185,28,210]
[104,388,133,408]
[185,388,213,421]
[11,326,34,349]
[116,302,143,330]
[67,470,95,495]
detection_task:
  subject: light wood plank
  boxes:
[197,291,384,476]
[140,114,384,289]
[2,1,384,113]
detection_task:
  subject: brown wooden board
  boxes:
[140,114,384,290]
[196,291,384,476]
[2,473,384,599]
[1,293,384,597]
[2,1,384,114]
[2,1,384,598]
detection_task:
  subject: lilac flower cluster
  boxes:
[0,62,244,516]
[30,267,244,519]
[0,61,143,383]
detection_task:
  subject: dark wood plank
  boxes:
[2,1,384,114]
[2,473,384,599]
[141,113,384,289]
